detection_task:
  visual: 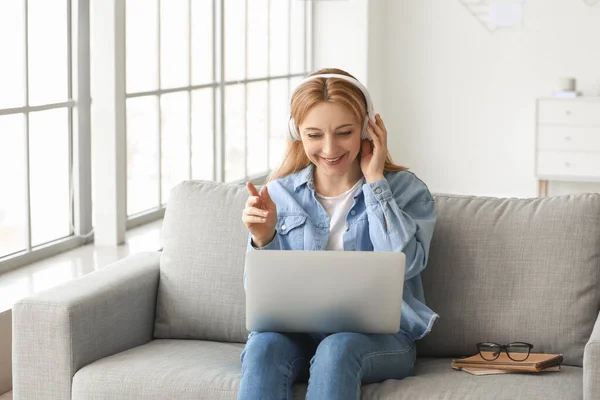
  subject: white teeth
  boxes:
[324,156,341,162]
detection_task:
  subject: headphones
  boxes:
[287,73,375,142]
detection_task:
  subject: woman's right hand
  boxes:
[242,182,278,247]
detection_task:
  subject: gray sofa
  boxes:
[12,180,600,399]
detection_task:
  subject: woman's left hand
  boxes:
[360,113,388,183]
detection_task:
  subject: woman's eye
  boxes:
[307,134,321,139]
[338,131,352,136]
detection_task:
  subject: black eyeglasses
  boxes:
[476,342,534,362]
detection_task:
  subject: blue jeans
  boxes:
[237,330,416,400]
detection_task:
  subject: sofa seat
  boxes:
[72,339,582,400]
[366,357,582,399]
[72,339,244,399]
[72,339,307,399]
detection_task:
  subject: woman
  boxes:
[238,68,439,399]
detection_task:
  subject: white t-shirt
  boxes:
[315,179,362,251]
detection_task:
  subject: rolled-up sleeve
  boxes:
[363,173,436,281]
[246,231,281,251]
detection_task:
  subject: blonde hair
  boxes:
[266,68,408,183]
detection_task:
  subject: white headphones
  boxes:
[287,73,375,142]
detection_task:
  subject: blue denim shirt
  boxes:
[244,163,439,342]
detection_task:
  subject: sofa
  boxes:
[12,180,600,399]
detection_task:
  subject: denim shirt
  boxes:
[244,163,440,342]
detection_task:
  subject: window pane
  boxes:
[0,0,26,109]
[29,108,70,247]
[225,0,245,81]
[0,114,27,257]
[269,78,289,169]
[290,76,303,89]
[247,81,268,176]
[269,0,289,76]
[28,0,68,106]
[224,84,245,182]
[126,0,159,93]
[290,0,305,74]
[191,88,214,180]
[161,92,190,206]
[289,75,303,106]
[127,96,160,215]
[247,0,268,79]
[191,0,213,85]
[161,0,189,89]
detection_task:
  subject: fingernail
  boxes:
[263,211,268,216]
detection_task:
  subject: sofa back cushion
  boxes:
[417,193,600,366]
[154,181,250,343]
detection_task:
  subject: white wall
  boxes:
[311,0,388,112]
[315,0,600,198]
[312,0,368,84]
[386,0,600,197]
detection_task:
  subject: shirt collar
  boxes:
[293,163,315,191]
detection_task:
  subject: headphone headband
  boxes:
[287,73,375,142]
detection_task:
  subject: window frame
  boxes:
[0,0,313,274]
[0,0,92,275]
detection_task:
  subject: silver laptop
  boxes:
[245,250,405,334]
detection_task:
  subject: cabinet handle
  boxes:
[565,162,571,167]
[564,136,572,141]
[565,110,572,115]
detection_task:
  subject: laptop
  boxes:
[245,250,405,334]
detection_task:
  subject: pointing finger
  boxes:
[246,182,259,197]
[261,186,275,208]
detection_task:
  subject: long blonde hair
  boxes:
[266,68,408,183]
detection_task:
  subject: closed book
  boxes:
[452,352,563,373]
[452,365,562,376]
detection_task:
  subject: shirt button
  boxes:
[281,224,287,230]
[350,210,356,216]
[345,225,349,231]
[375,187,382,194]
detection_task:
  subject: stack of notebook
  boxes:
[452,352,563,375]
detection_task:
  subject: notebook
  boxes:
[451,351,563,373]
[453,366,562,376]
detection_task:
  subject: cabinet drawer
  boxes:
[537,126,600,151]
[537,151,600,177]
[538,100,600,126]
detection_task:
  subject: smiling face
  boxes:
[298,101,362,178]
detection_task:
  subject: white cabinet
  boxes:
[535,98,600,196]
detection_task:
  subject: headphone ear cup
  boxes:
[288,117,299,141]
[361,117,371,140]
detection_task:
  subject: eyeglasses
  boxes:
[476,342,534,362]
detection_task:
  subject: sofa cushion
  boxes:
[417,193,600,366]
[72,340,583,399]
[154,181,250,343]
[71,339,309,399]
[364,357,583,399]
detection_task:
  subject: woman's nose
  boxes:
[323,135,337,155]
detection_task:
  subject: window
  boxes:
[0,0,77,266]
[125,0,312,216]
[0,0,311,272]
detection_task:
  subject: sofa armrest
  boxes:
[12,251,161,400]
[584,311,600,400]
